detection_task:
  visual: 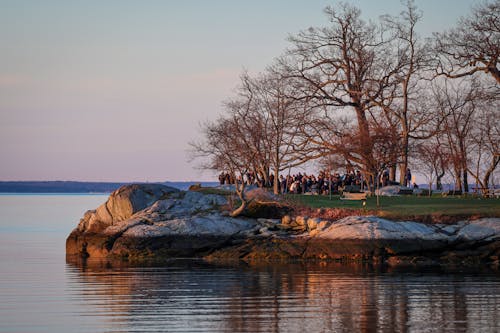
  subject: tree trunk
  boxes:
[389,166,396,183]
[436,174,444,191]
[454,167,463,191]
[273,167,280,195]
[399,132,409,186]
[463,169,469,193]
[354,105,376,181]
[230,181,247,217]
[482,156,500,192]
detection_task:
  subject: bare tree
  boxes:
[434,0,500,84]
[414,139,451,193]
[378,0,437,186]
[467,99,500,193]
[243,68,318,194]
[284,3,402,188]
[190,114,256,216]
[433,78,483,192]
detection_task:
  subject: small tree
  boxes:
[433,78,481,192]
[415,141,451,195]
[379,1,437,185]
[467,100,500,194]
[239,68,316,194]
[190,114,257,217]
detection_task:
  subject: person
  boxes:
[405,168,412,187]
[279,175,286,194]
[382,169,389,187]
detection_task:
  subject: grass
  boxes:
[191,187,233,196]
[286,194,500,221]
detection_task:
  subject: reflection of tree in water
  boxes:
[66,258,500,332]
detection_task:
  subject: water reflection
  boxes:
[66,259,500,332]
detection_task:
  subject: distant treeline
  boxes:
[0,181,131,193]
[0,181,220,193]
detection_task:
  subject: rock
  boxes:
[188,183,202,191]
[66,185,500,266]
[276,224,292,231]
[67,183,254,259]
[295,216,308,227]
[309,229,320,237]
[316,220,331,232]
[315,216,450,241]
[77,184,179,233]
[281,215,292,225]
[257,218,278,224]
[307,218,320,231]
[375,185,411,196]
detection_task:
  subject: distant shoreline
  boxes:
[0,181,218,193]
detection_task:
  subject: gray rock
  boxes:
[307,218,320,231]
[66,185,500,266]
[77,183,179,233]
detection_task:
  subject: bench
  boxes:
[473,188,500,198]
[417,189,432,196]
[487,189,500,198]
[398,188,414,195]
[340,192,368,201]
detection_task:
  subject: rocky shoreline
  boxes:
[66,184,500,266]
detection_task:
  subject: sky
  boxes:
[0,0,479,182]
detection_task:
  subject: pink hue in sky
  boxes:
[0,0,479,181]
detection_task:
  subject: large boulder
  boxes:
[375,185,412,196]
[77,183,179,233]
[66,184,257,259]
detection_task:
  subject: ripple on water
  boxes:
[1,195,500,332]
[58,261,500,333]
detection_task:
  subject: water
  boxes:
[1,195,500,332]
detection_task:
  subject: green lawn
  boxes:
[287,194,500,218]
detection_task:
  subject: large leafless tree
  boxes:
[378,0,436,185]
[283,3,402,187]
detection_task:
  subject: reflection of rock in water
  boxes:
[66,259,500,332]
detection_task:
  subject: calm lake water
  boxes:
[1,194,500,333]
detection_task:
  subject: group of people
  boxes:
[218,170,367,195]
[380,167,414,187]
[219,167,418,194]
[279,170,366,195]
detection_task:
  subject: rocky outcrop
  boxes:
[67,184,500,266]
[75,183,179,233]
[66,184,258,258]
[208,216,500,265]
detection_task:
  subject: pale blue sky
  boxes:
[0,0,478,181]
